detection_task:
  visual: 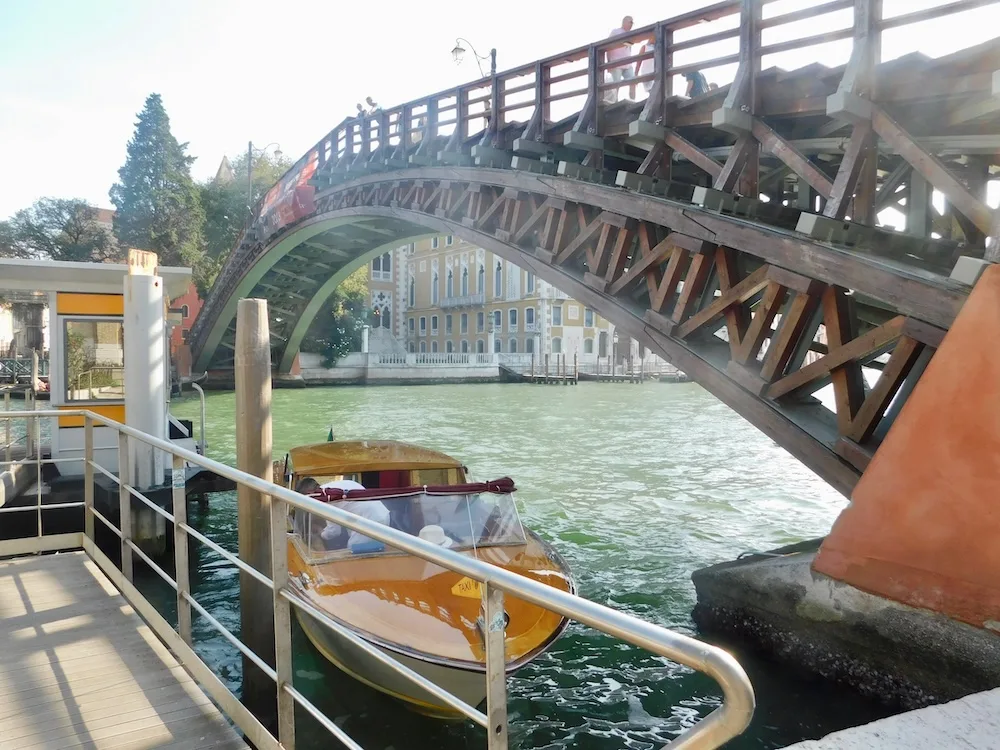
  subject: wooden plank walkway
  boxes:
[0,551,246,750]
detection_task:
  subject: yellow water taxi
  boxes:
[281,439,574,718]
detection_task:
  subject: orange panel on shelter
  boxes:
[814,265,1000,628]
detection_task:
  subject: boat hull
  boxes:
[296,608,486,719]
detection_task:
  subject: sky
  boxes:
[0,0,997,219]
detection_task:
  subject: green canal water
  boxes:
[164,382,893,749]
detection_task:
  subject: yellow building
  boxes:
[367,235,617,359]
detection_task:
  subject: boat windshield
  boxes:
[291,490,527,562]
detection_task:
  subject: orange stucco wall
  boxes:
[813,265,1000,629]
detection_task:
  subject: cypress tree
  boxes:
[110,93,205,268]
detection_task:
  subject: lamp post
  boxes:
[246,141,282,231]
[451,37,497,78]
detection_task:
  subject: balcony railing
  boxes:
[524,322,540,333]
[440,293,485,308]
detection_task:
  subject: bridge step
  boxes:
[471,146,513,168]
[557,161,617,185]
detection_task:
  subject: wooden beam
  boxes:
[751,118,833,198]
[846,335,923,444]
[823,122,874,220]
[664,130,724,180]
[675,265,769,340]
[872,106,997,236]
[671,250,715,323]
[717,134,756,193]
[715,246,751,353]
[767,313,904,402]
[734,281,789,365]
[759,286,823,382]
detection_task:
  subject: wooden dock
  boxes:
[0,552,246,750]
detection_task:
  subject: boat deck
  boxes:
[0,551,246,750]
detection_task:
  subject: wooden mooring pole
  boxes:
[235,298,278,735]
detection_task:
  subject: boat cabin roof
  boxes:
[289,440,463,476]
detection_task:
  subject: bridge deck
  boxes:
[0,552,246,750]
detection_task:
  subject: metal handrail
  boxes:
[0,408,755,750]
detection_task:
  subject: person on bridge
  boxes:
[605,15,637,104]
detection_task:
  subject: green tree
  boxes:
[8,198,119,262]
[299,265,370,366]
[196,150,292,294]
[109,93,205,268]
[0,219,26,258]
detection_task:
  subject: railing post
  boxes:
[118,431,133,581]
[35,408,42,542]
[172,452,193,645]
[84,416,94,541]
[483,582,508,748]
[3,391,10,465]
[270,494,296,748]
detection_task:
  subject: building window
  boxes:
[473,339,482,353]
[477,264,485,294]
[460,313,468,334]
[64,318,125,402]
[526,337,534,354]
[526,272,535,294]
[584,338,594,354]
[461,267,469,296]
[180,304,190,320]
[509,338,517,353]
[446,269,454,298]
[432,273,439,305]
[372,252,392,281]
[552,306,563,326]
[492,310,502,329]
[408,317,415,334]
[409,277,415,307]
[408,341,415,353]
[420,341,426,353]
[445,235,454,246]
[431,315,438,334]
[477,311,484,332]
[585,308,594,327]
[508,308,517,330]
[446,341,454,353]
[461,340,469,353]
[494,261,502,298]
[552,337,562,354]
[407,243,415,254]
[432,237,440,249]
[494,338,502,353]
[525,307,535,326]
[446,314,453,334]
[419,316,426,333]
[432,341,438,353]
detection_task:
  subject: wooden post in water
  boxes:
[530,350,535,381]
[574,352,578,383]
[235,298,278,734]
[544,353,550,383]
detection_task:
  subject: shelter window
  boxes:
[64,318,125,402]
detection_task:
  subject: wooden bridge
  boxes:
[189,0,1000,496]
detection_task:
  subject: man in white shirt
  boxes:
[605,15,636,104]
[319,479,391,550]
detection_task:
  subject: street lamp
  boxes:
[451,37,497,78]
[246,141,282,230]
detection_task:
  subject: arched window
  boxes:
[526,337,534,354]
[492,310,502,329]
[446,341,454,353]
[408,342,415,353]
[461,340,469,353]
[584,338,594,354]
[476,339,485,353]
[419,341,426,353]
[493,338,502,353]
[446,269,454,298]
[525,307,535,326]
[431,341,438,353]
[477,264,485,293]
[461,267,469,296]
[509,338,517,353]
[431,273,439,305]
[408,277,415,307]
[526,272,535,294]
[180,304,189,319]
[494,261,503,298]
[552,337,562,354]
[508,308,518,330]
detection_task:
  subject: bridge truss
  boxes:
[191,0,1000,494]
